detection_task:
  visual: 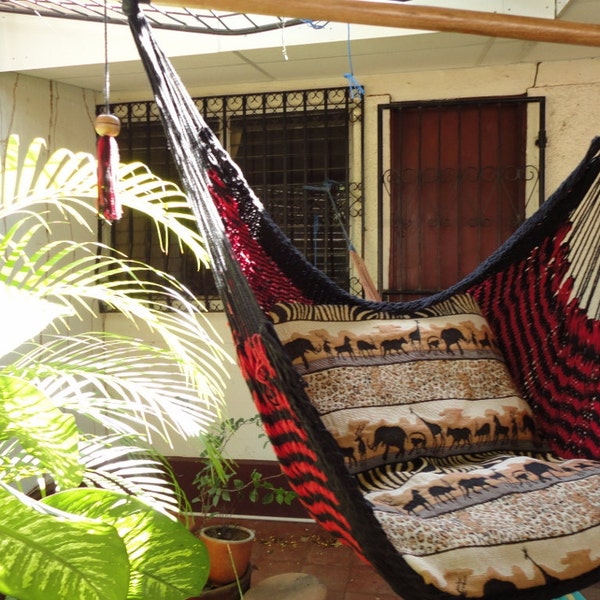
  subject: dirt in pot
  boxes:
[204,525,252,541]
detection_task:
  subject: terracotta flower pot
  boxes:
[199,525,255,586]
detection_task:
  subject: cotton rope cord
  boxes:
[280,17,288,61]
[94,0,122,221]
[103,0,110,113]
[343,23,364,99]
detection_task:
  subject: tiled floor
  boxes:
[247,518,397,600]
[237,517,600,600]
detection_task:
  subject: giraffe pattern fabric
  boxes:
[270,294,600,597]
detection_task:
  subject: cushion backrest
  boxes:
[270,294,540,473]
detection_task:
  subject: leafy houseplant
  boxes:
[192,416,296,589]
[193,415,296,516]
[0,135,231,600]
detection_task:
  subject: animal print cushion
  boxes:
[270,294,600,597]
[270,294,540,474]
[363,452,600,597]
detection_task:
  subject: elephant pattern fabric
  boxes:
[270,294,600,597]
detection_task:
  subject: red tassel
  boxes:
[95,114,122,222]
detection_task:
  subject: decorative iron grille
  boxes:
[105,87,364,310]
[377,96,545,301]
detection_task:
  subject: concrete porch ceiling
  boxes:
[1,0,599,99]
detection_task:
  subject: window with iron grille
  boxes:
[106,88,364,310]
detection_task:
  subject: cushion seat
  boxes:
[361,453,600,596]
[271,294,600,597]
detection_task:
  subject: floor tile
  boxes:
[220,517,600,600]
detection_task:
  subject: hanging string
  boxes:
[280,17,289,61]
[94,0,122,222]
[343,23,364,99]
[301,19,329,29]
[103,0,110,114]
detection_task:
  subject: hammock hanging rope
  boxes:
[124,3,600,598]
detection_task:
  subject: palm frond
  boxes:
[1,137,97,229]
[1,135,230,428]
[117,161,209,264]
[1,135,210,267]
[9,334,224,445]
[79,435,186,515]
[0,135,222,598]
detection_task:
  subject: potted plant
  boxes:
[0,135,231,600]
[191,416,296,594]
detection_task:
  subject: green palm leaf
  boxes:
[1,135,209,259]
[1,135,229,445]
[0,484,129,600]
[0,135,223,598]
[11,334,222,444]
[0,204,229,415]
[79,435,186,515]
[1,137,96,228]
[43,489,209,600]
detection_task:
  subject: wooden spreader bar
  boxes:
[149,0,600,47]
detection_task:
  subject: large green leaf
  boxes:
[0,485,129,600]
[0,375,82,489]
[43,489,209,600]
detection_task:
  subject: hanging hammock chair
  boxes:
[124,3,600,598]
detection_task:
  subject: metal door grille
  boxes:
[378,96,545,301]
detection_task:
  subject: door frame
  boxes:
[377,95,546,299]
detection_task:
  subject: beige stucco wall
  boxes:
[0,74,98,338]
[535,58,600,193]
[3,55,600,460]
[0,72,97,157]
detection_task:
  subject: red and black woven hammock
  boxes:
[126,4,600,599]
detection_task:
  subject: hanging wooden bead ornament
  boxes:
[95,112,122,221]
[95,0,122,222]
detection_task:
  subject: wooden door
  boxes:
[387,99,529,300]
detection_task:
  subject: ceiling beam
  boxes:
[147,0,600,47]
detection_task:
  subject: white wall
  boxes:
[103,311,272,461]
[0,73,98,339]
[3,55,600,461]
[534,58,600,193]
[0,73,98,315]
[0,72,97,157]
